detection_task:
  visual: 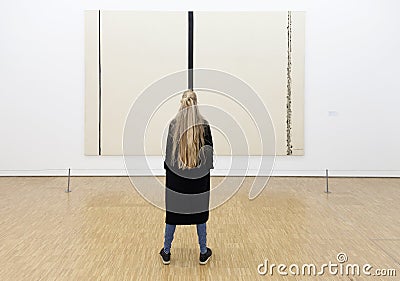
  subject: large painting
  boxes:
[84,11,305,156]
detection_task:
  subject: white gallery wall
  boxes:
[0,0,399,176]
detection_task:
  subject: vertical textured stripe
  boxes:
[286,11,293,155]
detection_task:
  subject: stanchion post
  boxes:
[65,168,71,193]
[324,168,331,193]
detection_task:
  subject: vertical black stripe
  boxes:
[98,10,102,155]
[188,11,194,89]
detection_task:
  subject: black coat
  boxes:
[164,119,214,225]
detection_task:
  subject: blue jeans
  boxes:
[164,223,207,254]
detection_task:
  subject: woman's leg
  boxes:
[163,224,176,254]
[196,223,207,254]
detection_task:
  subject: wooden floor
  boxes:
[0,176,399,281]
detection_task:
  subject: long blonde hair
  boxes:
[171,90,205,169]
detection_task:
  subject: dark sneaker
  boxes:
[199,247,212,265]
[159,248,171,265]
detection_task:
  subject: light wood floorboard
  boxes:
[0,176,399,280]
